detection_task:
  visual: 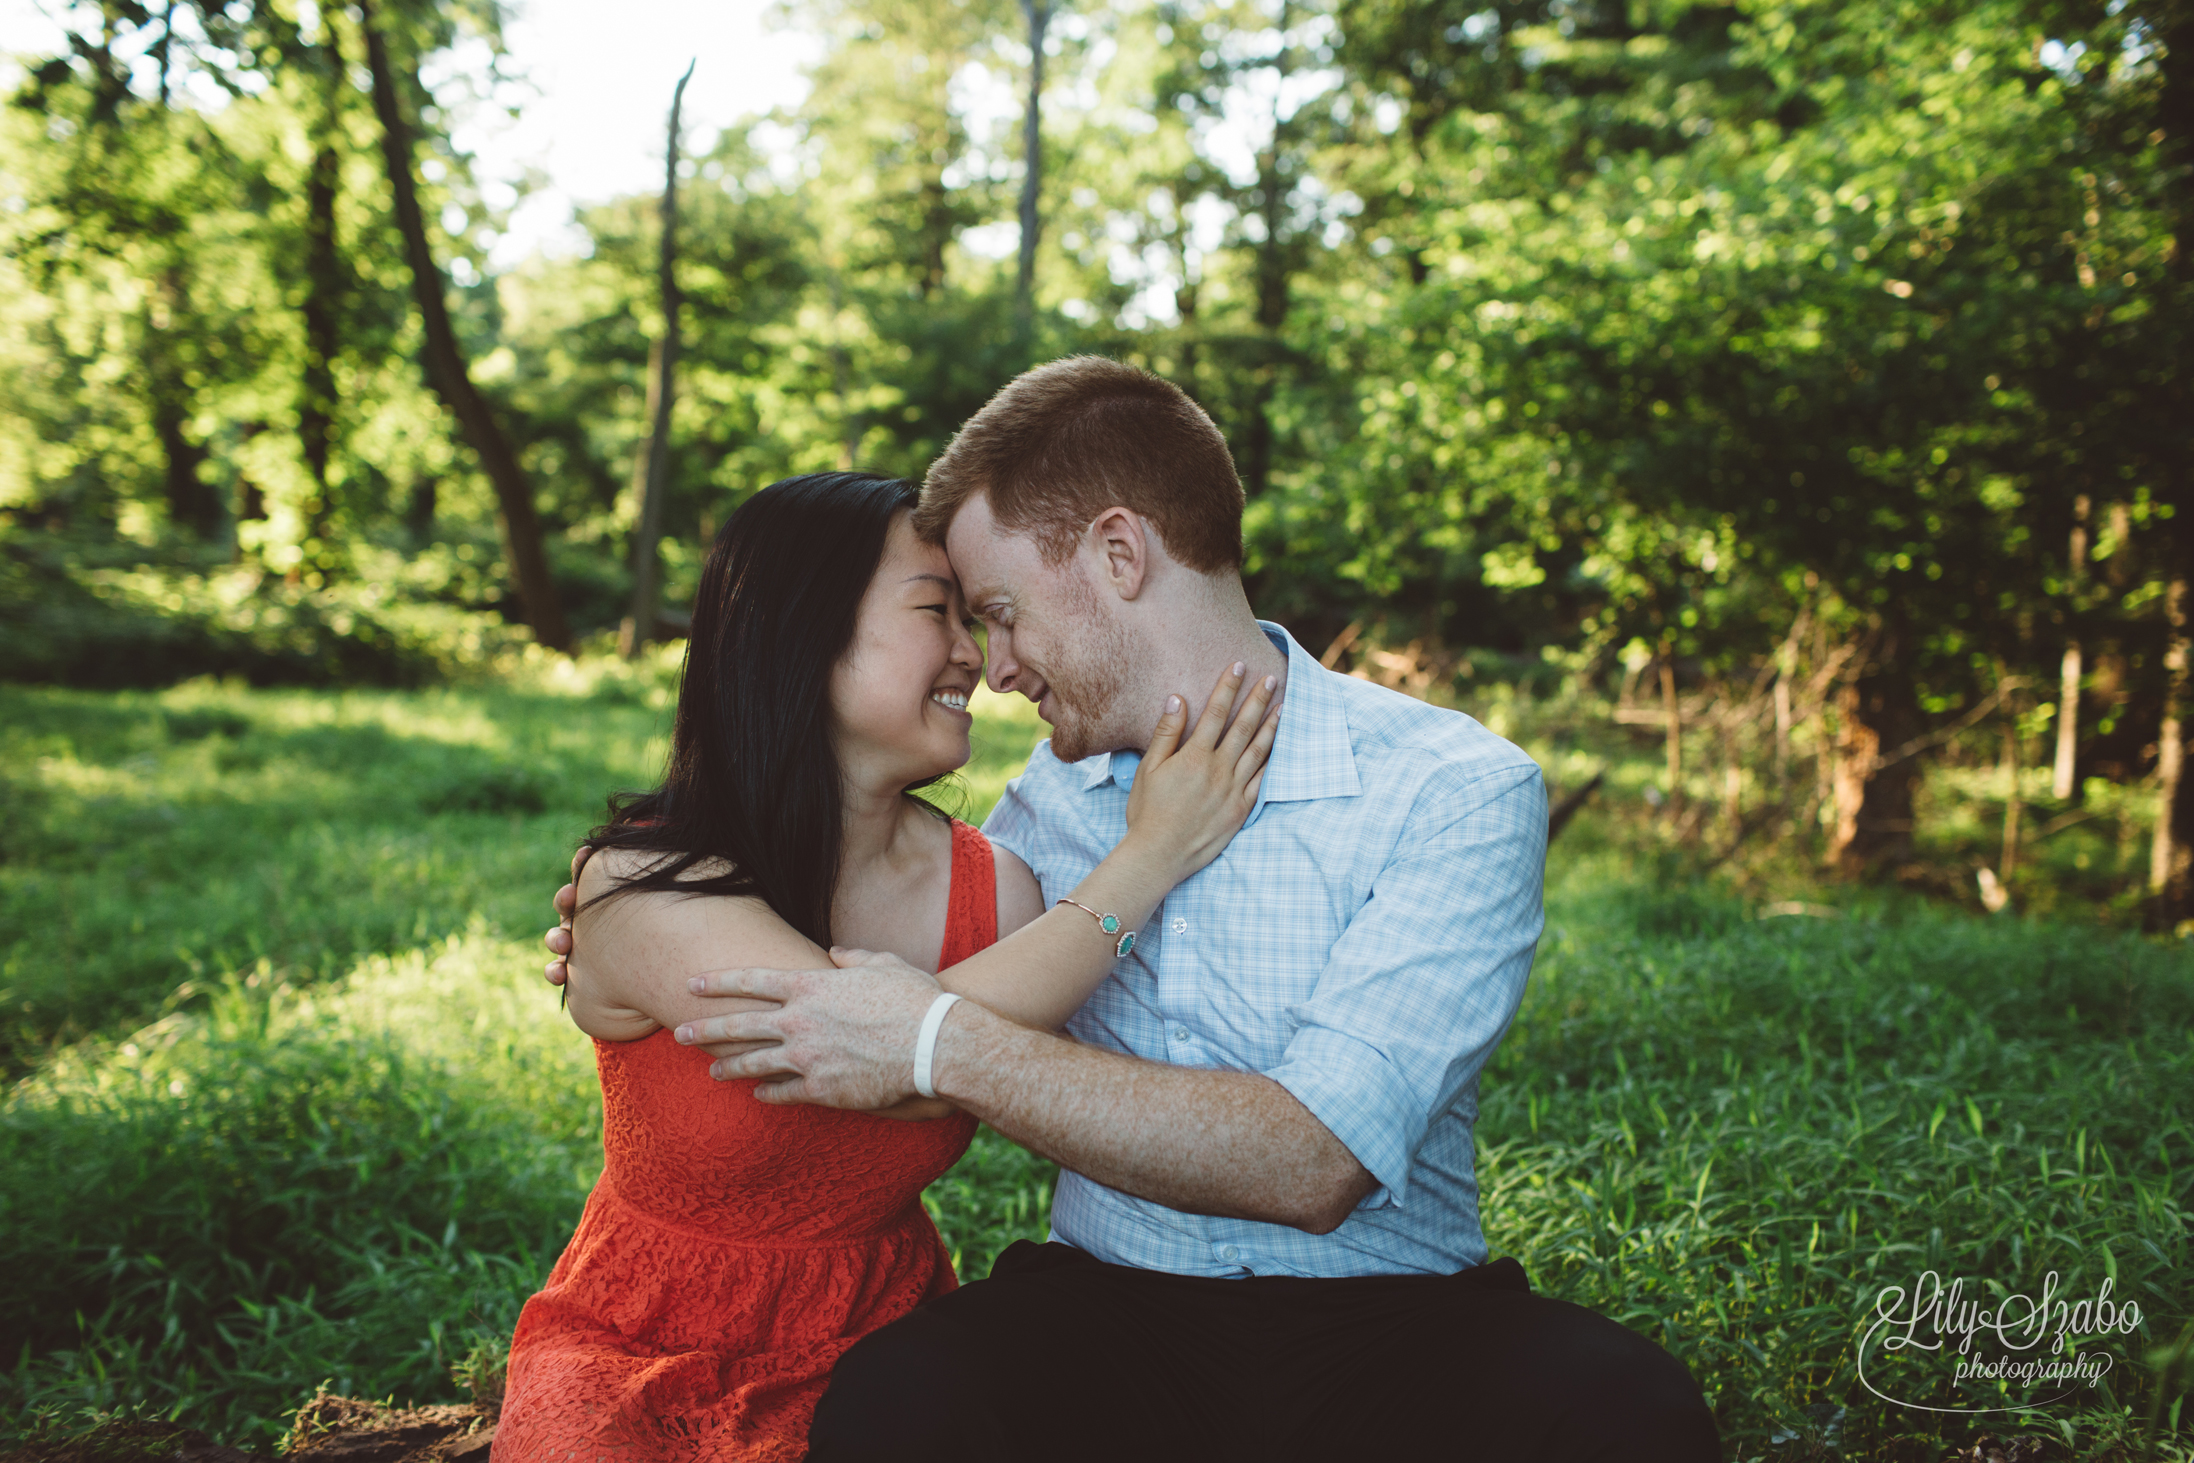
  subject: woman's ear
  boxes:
[1088,507,1149,600]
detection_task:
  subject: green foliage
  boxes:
[1491,852,2194,1456]
[0,936,596,1447]
[0,533,527,689]
[0,677,1057,1445]
[5,0,2194,1452]
[6,0,2183,838]
[4,678,2191,1459]
[0,675,665,1072]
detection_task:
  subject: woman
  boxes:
[495,472,1277,1463]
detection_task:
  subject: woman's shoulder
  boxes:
[567,848,818,1042]
[576,844,736,898]
[953,818,1044,938]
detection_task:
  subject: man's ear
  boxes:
[1088,507,1149,601]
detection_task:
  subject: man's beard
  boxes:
[1040,585,1136,764]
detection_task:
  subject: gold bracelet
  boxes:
[1056,898,1137,958]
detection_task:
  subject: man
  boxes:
[548,358,1717,1461]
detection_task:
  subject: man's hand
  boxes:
[543,845,592,986]
[679,948,944,1108]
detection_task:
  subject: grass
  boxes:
[0,659,1042,1074]
[2,669,2190,1459]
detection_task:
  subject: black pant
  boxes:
[807,1241,1718,1462]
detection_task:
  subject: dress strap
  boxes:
[939,819,998,967]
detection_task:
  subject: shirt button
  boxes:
[1172,917,1189,934]
[1171,1027,1190,1042]
[1220,1245,1240,1261]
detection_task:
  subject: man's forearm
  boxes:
[931,1001,1375,1234]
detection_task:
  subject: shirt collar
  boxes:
[1078,622,1362,806]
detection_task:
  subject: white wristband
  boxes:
[912,992,964,1099]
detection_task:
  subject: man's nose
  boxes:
[985,634,1017,694]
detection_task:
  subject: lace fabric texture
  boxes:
[496,818,996,1462]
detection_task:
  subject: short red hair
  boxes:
[914,356,1244,572]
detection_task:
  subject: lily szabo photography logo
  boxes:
[1859,1270,2146,1413]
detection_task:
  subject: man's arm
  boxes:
[686,951,1373,1232]
[928,1004,1378,1233]
[686,757,1546,1231]
[958,756,1543,1230]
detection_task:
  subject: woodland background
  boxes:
[3,0,2193,1458]
[4,0,2192,912]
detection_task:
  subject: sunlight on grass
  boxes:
[5,674,2191,1459]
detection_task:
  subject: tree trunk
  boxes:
[357,0,570,651]
[916,118,951,300]
[2000,720,2022,881]
[406,477,437,541]
[1720,726,1742,844]
[1241,1,1294,499]
[153,0,173,106]
[1015,1,1052,332]
[1659,654,1683,816]
[298,18,345,552]
[2053,495,2089,800]
[1175,266,1200,402]
[148,266,218,537]
[621,61,694,661]
[2053,643,2083,800]
[2146,0,2194,926]
[2152,574,2192,921]
[1829,630,1924,876]
[1774,657,1794,787]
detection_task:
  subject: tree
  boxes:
[621,61,696,659]
[1016,1,1056,329]
[357,0,571,651]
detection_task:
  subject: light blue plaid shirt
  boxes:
[981,622,1548,1279]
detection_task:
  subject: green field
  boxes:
[3,675,2190,1461]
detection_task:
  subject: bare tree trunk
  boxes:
[2000,719,2023,881]
[2146,0,2194,926]
[1720,723,1742,844]
[154,0,173,106]
[2052,642,2083,799]
[2053,495,2090,800]
[298,15,345,553]
[1015,1,1052,332]
[1241,0,1294,499]
[148,266,218,537]
[622,61,694,660]
[826,267,858,468]
[1659,654,1683,816]
[1175,265,1200,401]
[358,0,571,651]
[1829,627,1924,876]
[2152,574,2191,919]
[1774,658,1794,786]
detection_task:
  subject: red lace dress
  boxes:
[495,819,994,1463]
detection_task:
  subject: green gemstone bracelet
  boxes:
[1057,898,1137,958]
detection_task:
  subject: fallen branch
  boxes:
[1547,769,1605,843]
[1758,900,1840,919]
[1872,678,2029,772]
[2034,806,2104,840]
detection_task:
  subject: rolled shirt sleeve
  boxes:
[1264,761,1548,1211]
[979,757,1048,874]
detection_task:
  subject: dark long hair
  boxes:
[584,471,923,947]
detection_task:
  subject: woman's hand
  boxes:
[544,844,594,986]
[1121,662,1280,885]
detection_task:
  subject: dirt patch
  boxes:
[286,1393,495,1463]
[0,1418,262,1463]
[4,1396,495,1463]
